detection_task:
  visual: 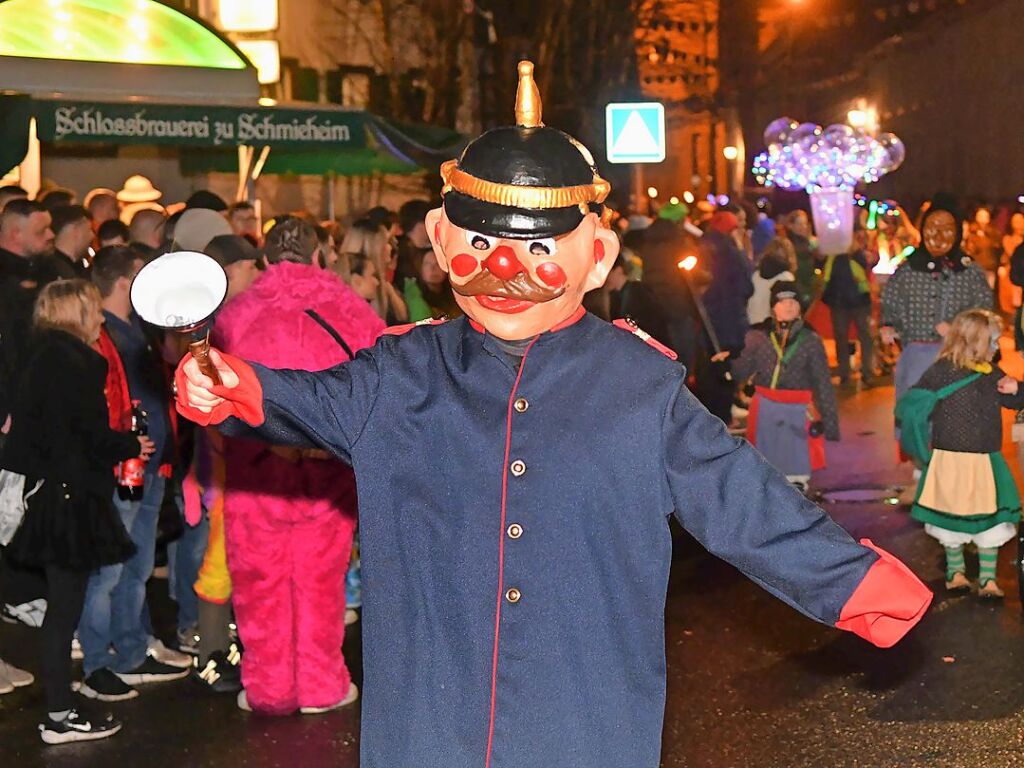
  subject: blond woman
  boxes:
[908,309,1024,598]
[2,280,153,743]
[336,219,408,324]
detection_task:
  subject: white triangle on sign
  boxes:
[611,110,661,157]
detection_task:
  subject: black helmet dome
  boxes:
[440,61,610,240]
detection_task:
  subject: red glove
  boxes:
[174,350,265,427]
[835,539,933,648]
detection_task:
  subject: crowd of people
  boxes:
[0,178,462,742]
[0,170,1020,746]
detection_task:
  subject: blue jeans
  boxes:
[166,490,208,632]
[79,473,165,675]
[345,531,361,609]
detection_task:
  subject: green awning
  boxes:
[1,94,463,177]
[28,98,367,150]
[179,147,420,177]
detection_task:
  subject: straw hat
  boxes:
[117,175,162,204]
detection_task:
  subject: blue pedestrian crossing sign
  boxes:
[605,102,666,164]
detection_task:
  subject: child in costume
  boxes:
[907,309,1024,597]
[731,281,839,491]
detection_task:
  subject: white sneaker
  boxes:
[300,682,359,714]
[236,689,252,712]
[147,639,192,669]
[2,599,46,628]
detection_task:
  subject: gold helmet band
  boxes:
[440,60,610,213]
[440,161,610,212]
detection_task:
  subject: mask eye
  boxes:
[528,238,556,256]
[465,230,495,251]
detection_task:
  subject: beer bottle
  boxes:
[116,401,149,501]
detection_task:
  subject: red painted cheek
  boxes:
[451,253,479,278]
[593,240,605,265]
[535,262,567,289]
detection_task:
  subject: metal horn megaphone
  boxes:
[130,251,228,385]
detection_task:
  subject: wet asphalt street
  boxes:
[3,382,1024,767]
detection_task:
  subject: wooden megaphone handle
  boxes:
[189,333,222,386]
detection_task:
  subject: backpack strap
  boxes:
[934,371,983,400]
[304,309,355,361]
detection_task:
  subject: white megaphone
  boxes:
[130,251,228,385]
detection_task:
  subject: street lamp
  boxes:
[647,186,659,199]
[722,145,739,161]
[847,101,879,133]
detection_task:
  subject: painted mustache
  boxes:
[451,268,565,303]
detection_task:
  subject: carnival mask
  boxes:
[922,210,958,258]
[425,60,619,340]
[426,209,619,340]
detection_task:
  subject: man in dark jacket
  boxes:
[635,217,706,371]
[0,199,50,695]
[822,229,874,385]
[694,211,754,423]
[34,205,92,282]
[77,247,189,703]
[0,199,53,428]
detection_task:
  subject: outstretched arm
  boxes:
[175,347,382,461]
[663,382,931,647]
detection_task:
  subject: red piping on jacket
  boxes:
[484,337,539,768]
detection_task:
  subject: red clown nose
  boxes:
[483,246,526,281]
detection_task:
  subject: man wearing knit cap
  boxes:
[173,62,932,767]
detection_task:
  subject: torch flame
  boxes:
[678,255,698,272]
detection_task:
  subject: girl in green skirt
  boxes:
[911,309,1024,598]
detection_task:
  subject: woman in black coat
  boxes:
[1,279,152,744]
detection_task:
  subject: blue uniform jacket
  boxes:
[221,312,895,767]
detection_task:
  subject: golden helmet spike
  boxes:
[515,61,544,128]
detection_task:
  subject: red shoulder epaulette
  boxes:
[383,317,448,336]
[613,318,678,360]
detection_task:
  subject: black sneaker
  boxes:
[78,669,139,702]
[191,647,242,694]
[114,657,190,685]
[39,708,121,745]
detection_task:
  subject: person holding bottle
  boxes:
[77,247,189,704]
[2,279,154,743]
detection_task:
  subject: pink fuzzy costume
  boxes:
[213,261,384,714]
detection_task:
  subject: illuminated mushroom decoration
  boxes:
[753,117,905,255]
